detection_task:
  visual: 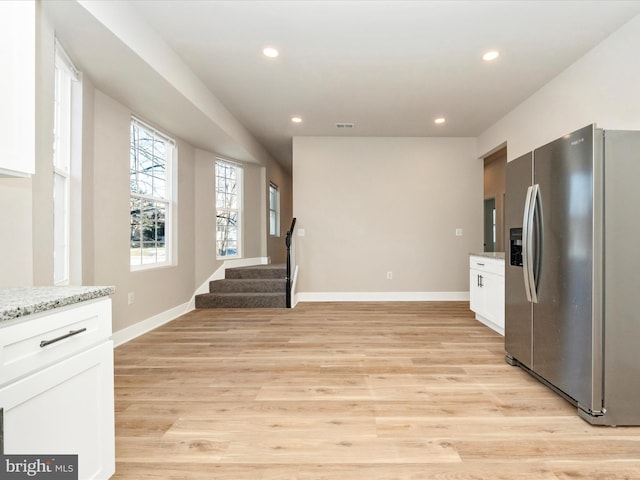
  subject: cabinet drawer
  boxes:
[0,298,111,386]
[469,257,504,276]
[0,341,115,479]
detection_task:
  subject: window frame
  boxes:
[53,40,81,286]
[269,182,280,237]
[215,158,243,259]
[129,116,177,271]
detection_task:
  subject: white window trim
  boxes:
[53,39,81,286]
[215,158,243,259]
[269,182,280,237]
[130,116,177,271]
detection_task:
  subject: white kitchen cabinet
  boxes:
[469,255,505,335]
[0,297,115,480]
[0,0,36,177]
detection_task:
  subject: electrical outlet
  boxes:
[128,292,135,305]
[455,228,463,236]
[298,228,305,237]
[387,271,393,280]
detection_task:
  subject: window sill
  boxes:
[216,255,241,261]
[130,262,176,273]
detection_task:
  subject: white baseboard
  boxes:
[112,301,194,347]
[296,291,470,302]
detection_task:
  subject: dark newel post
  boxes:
[285,218,296,308]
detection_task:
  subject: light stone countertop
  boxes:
[0,286,115,323]
[470,252,505,261]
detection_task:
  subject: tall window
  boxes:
[130,117,176,269]
[53,41,80,285]
[216,159,242,257]
[269,182,280,236]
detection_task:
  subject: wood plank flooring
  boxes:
[112,302,640,479]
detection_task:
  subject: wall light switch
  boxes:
[455,228,463,236]
[128,292,135,305]
[298,228,305,237]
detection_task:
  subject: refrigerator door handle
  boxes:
[527,184,540,304]
[522,186,534,302]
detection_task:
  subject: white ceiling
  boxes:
[51,1,640,171]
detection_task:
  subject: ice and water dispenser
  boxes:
[510,228,523,267]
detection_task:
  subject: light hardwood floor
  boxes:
[112,302,640,479]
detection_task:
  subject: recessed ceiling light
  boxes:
[434,117,446,125]
[482,50,500,62]
[263,47,279,58]
[291,116,302,124]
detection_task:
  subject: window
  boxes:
[130,117,176,269]
[53,41,80,285]
[269,182,280,236]
[216,159,242,257]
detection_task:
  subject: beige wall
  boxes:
[193,149,221,287]
[0,178,33,286]
[292,137,481,296]
[243,162,266,259]
[93,91,197,333]
[31,5,54,285]
[81,76,96,285]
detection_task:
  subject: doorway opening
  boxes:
[484,197,496,252]
[483,147,507,252]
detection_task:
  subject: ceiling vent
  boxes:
[335,122,355,129]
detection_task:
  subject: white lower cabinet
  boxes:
[469,256,505,335]
[0,298,115,480]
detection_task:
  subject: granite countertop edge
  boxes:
[469,252,505,260]
[0,286,116,324]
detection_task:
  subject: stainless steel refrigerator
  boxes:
[505,124,640,425]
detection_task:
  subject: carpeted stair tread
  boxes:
[209,278,286,293]
[195,292,286,308]
[225,263,286,280]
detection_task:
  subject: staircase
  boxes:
[195,264,287,308]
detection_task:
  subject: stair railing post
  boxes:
[285,218,297,308]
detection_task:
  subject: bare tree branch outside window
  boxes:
[130,118,174,267]
[216,160,241,257]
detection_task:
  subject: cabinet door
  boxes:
[482,272,500,324]
[469,269,484,314]
[0,1,35,176]
[0,342,115,480]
